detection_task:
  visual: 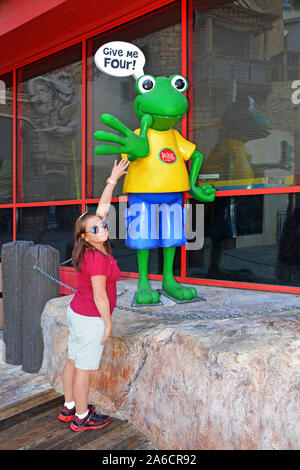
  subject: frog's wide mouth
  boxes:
[151,113,184,120]
[137,103,185,120]
[140,110,185,120]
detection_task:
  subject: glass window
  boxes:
[187,192,300,287]
[17,205,81,265]
[0,72,13,204]
[193,0,300,190]
[0,208,13,251]
[87,3,181,199]
[17,46,82,203]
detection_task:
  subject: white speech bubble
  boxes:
[94,41,145,80]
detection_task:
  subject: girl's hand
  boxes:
[110,159,130,183]
[101,321,112,345]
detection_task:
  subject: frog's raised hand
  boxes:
[94,113,152,161]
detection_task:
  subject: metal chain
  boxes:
[60,257,72,266]
[32,265,300,321]
[116,304,211,320]
[33,265,76,293]
[117,303,300,322]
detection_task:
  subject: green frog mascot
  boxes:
[94,74,216,304]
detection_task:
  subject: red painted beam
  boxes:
[0,0,66,36]
[0,0,231,75]
[0,0,176,74]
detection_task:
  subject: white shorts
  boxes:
[66,306,106,370]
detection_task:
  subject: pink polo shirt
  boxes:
[70,248,121,318]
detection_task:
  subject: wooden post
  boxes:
[22,244,60,373]
[1,241,34,365]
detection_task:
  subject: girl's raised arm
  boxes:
[96,159,130,219]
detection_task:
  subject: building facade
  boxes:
[1,0,300,294]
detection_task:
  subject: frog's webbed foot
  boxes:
[136,288,160,305]
[162,277,197,301]
[136,279,160,304]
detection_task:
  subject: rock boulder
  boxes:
[41,280,300,449]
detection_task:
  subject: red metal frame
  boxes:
[2,0,300,295]
[181,0,188,280]
[16,69,23,204]
[86,39,93,200]
[12,69,17,240]
[185,0,194,278]
[14,200,85,207]
[81,39,87,214]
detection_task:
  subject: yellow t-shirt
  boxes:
[121,128,196,193]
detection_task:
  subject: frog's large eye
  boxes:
[171,75,188,93]
[137,75,156,93]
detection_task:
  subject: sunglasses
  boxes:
[85,220,109,234]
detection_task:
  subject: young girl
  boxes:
[58,158,129,431]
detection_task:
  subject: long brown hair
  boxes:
[72,212,113,271]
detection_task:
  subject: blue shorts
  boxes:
[125,192,187,250]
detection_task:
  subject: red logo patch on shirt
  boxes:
[159,148,177,164]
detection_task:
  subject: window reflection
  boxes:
[0,209,13,251]
[18,46,82,203]
[0,73,13,204]
[17,205,81,265]
[188,192,300,286]
[193,0,300,190]
[276,198,300,282]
